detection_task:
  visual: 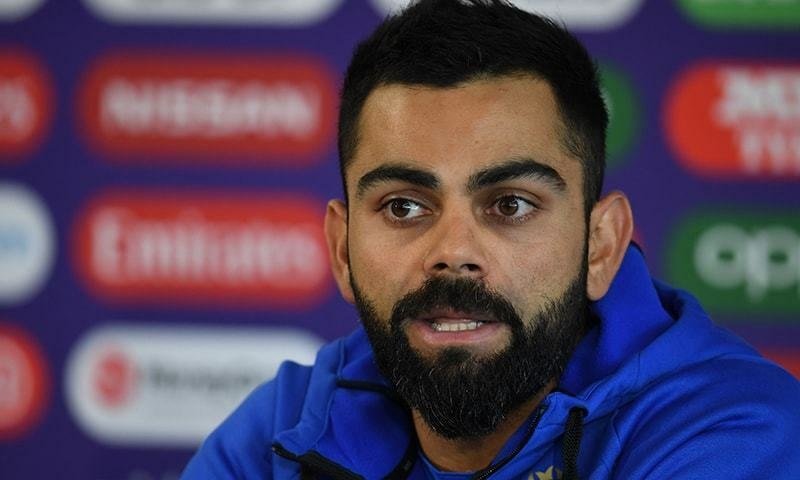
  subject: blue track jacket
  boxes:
[182,246,800,479]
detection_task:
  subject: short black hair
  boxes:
[338,0,608,214]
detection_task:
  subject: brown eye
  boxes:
[381,198,429,223]
[390,199,413,218]
[488,195,536,223]
[497,197,520,216]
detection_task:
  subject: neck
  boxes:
[413,381,554,473]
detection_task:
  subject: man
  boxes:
[182,1,800,478]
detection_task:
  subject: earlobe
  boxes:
[324,199,355,304]
[586,191,634,301]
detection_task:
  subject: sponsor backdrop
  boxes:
[0,0,798,478]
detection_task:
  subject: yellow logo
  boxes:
[530,466,563,480]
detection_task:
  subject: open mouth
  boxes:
[429,320,487,332]
[405,310,507,349]
[417,309,497,333]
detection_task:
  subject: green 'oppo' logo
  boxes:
[666,211,800,317]
[600,63,641,170]
[677,0,800,28]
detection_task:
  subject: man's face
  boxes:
[332,76,592,437]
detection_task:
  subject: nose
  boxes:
[422,209,488,280]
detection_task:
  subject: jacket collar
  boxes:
[559,245,674,394]
[273,244,752,476]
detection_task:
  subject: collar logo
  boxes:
[530,466,563,480]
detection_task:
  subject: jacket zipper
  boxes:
[470,404,548,480]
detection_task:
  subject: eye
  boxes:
[383,198,429,222]
[488,195,537,221]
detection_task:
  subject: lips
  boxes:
[400,308,508,351]
[414,309,497,333]
[430,321,485,332]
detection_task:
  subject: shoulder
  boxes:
[612,352,800,478]
[180,336,352,480]
[180,361,313,479]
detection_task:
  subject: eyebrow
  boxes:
[467,157,566,193]
[356,163,439,198]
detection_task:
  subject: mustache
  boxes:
[390,276,522,328]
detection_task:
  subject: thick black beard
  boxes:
[352,267,589,440]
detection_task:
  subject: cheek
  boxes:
[347,229,415,317]
[496,232,586,310]
[349,216,428,274]
[349,225,396,276]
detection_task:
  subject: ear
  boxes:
[324,199,355,304]
[586,191,634,301]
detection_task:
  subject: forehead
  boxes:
[348,75,579,191]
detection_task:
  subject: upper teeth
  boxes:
[431,321,484,332]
